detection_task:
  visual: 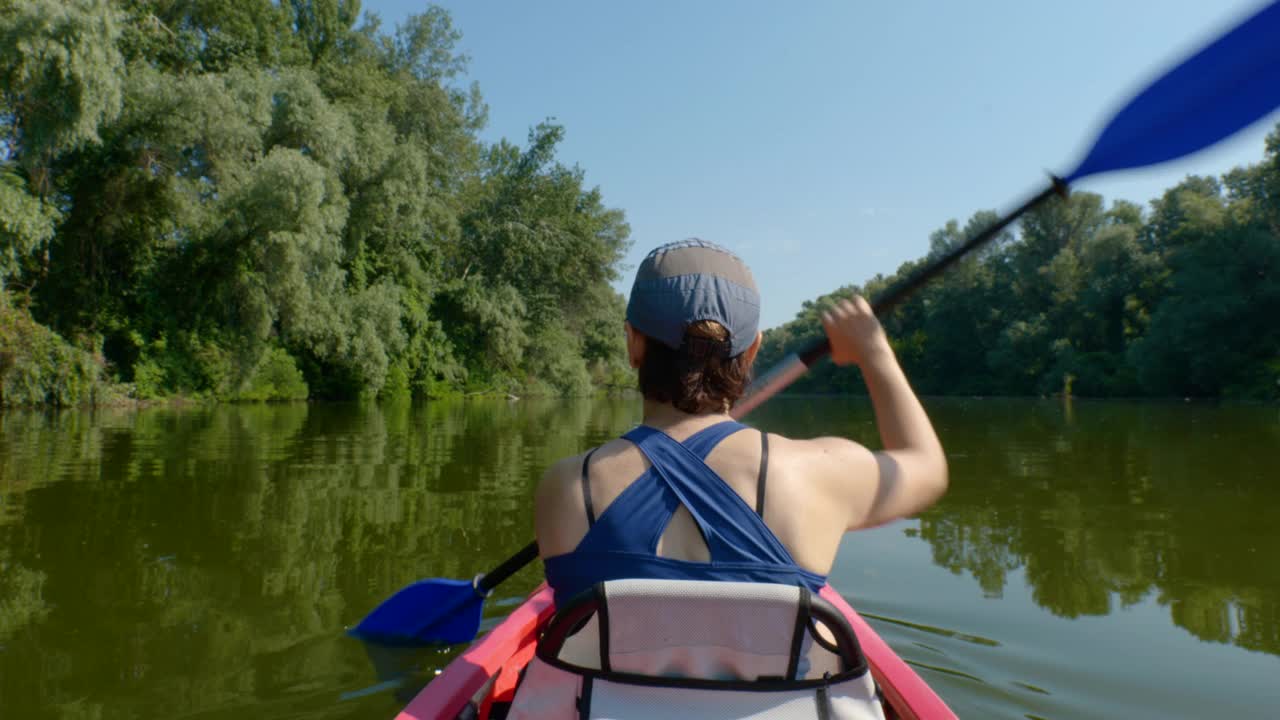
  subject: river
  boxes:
[2,397,1278,718]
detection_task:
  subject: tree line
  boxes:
[2,2,1277,406]
[759,128,1280,400]
[1,0,633,406]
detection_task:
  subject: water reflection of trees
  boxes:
[912,400,1280,656]
[0,398,639,719]
[4,397,1276,716]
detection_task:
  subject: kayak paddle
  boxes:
[349,541,538,644]
[737,0,1280,417]
[351,0,1280,647]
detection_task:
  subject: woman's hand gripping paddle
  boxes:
[351,0,1280,647]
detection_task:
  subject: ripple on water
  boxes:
[860,611,1002,647]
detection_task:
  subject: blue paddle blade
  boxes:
[348,577,484,646]
[1064,0,1280,184]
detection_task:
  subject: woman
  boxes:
[535,239,947,607]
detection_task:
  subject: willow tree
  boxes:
[1,1,633,404]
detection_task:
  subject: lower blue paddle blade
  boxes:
[349,577,484,645]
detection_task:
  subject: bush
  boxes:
[0,295,103,407]
[234,347,309,401]
[523,322,591,396]
[132,355,167,400]
[1223,358,1280,401]
[131,334,233,400]
[380,362,411,400]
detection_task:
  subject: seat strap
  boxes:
[576,676,593,719]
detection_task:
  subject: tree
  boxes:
[760,128,1279,401]
[1,3,633,405]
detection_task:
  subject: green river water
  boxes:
[2,397,1278,719]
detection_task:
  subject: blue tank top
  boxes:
[543,421,828,607]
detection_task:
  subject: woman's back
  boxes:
[538,418,873,581]
[538,418,836,605]
[535,239,947,604]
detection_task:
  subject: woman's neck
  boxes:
[641,398,733,434]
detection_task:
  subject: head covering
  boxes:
[626,239,760,357]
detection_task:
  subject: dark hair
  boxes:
[638,320,753,414]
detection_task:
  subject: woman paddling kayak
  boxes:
[534,238,948,607]
[481,239,951,717]
[393,241,958,718]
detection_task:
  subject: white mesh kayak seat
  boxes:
[508,579,886,720]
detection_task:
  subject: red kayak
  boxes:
[396,583,956,720]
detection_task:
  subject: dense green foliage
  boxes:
[0,0,631,405]
[760,126,1280,400]
[2,2,1277,405]
[0,291,107,406]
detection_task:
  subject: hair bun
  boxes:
[681,336,732,360]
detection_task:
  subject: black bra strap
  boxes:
[755,432,769,518]
[581,448,599,527]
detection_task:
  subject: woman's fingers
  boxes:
[818,294,891,367]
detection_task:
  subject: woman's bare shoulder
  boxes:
[765,433,882,518]
[767,432,877,472]
[534,437,640,557]
[534,452,588,558]
[537,438,637,490]
[767,430,947,532]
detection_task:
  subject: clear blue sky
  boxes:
[364,0,1278,329]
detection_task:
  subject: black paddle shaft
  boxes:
[475,540,540,595]
[733,177,1066,418]
[803,178,1066,363]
